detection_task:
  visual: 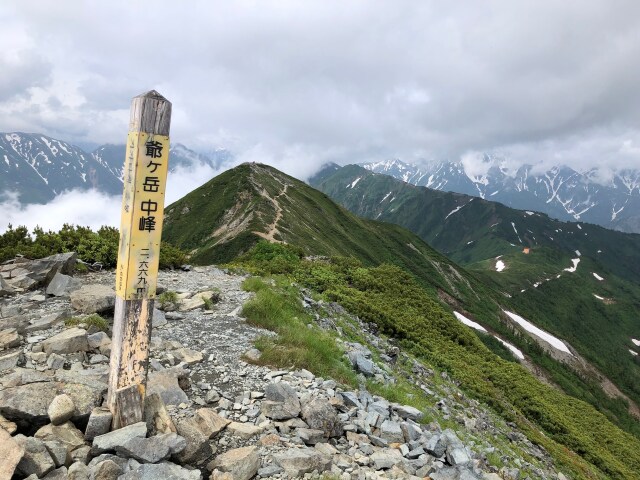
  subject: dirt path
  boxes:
[254,183,288,242]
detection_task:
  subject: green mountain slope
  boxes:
[310,164,640,428]
[162,163,640,478]
[310,164,640,284]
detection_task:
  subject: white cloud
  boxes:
[0,190,120,232]
[1,0,640,174]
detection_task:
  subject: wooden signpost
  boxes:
[107,90,171,429]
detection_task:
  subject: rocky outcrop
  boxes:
[0,265,566,480]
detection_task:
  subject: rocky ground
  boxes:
[0,254,568,480]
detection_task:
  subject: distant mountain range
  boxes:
[0,132,231,204]
[358,158,640,233]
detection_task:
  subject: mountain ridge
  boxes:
[360,158,640,233]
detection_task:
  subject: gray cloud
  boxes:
[1,0,639,181]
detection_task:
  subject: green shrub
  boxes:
[65,314,109,331]
[0,224,188,270]
[158,290,181,310]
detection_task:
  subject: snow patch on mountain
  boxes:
[454,312,487,332]
[564,258,580,273]
[496,260,505,272]
[494,337,525,360]
[592,272,604,281]
[503,310,573,355]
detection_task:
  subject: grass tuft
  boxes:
[65,313,109,331]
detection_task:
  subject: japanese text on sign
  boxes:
[116,132,169,300]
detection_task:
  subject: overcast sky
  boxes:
[2,0,640,182]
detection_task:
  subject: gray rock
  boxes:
[116,433,186,463]
[119,461,202,480]
[144,393,176,436]
[261,382,300,420]
[70,284,115,314]
[429,467,461,480]
[172,347,203,365]
[69,445,91,465]
[46,272,81,297]
[340,391,362,409]
[447,446,471,466]
[147,367,189,406]
[0,380,102,424]
[35,421,86,456]
[14,434,56,477]
[425,434,446,458]
[0,427,24,480]
[194,408,230,438]
[48,393,76,425]
[43,440,68,468]
[0,276,15,296]
[173,416,211,464]
[297,427,326,445]
[273,447,332,477]
[91,459,123,480]
[47,353,66,369]
[91,421,147,454]
[208,445,260,480]
[152,308,167,328]
[85,407,113,441]
[25,311,68,333]
[227,421,263,439]
[257,465,284,477]
[350,352,375,377]
[42,327,89,355]
[401,421,423,442]
[393,404,423,421]
[87,331,111,350]
[368,399,390,419]
[370,449,403,470]
[379,420,404,443]
[301,397,343,438]
[0,350,21,371]
[0,327,21,349]
[42,466,68,479]
[243,348,261,362]
[68,461,90,480]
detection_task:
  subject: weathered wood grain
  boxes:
[129,90,172,136]
[108,90,171,430]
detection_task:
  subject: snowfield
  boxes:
[349,177,361,188]
[454,312,487,332]
[592,272,604,281]
[632,339,640,347]
[503,310,573,355]
[593,294,604,300]
[495,337,525,360]
[630,350,638,357]
[495,260,505,272]
[564,258,580,273]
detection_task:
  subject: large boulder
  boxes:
[208,446,260,480]
[147,367,189,406]
[260,382,301,420]
[119,461,202,480]
[0,276,15,296]
[3,253,77,292]
[0,381,103,428]
[48,394,76,425]
[14,434,56,477]
[173,416,212,464]
[46,272,82,297]
[0,427,24,479]
[35,421,86,456]
[0,328,22,349]
[273,447,331,477]
[42,328,89,355]
[91,422,147,455]
[115,432,186,463]
[70,284,115,314]
[301,397,343,438]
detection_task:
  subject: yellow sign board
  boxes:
[116,132,169,300]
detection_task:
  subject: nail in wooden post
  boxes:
[107,90,171,429]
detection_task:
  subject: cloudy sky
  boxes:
[2,0,640,184]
